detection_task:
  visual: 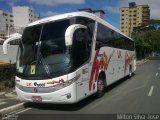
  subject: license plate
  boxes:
[32,96,42,102]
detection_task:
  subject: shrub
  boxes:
[0,64,16,89]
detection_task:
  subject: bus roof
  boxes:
[28,11,133,41]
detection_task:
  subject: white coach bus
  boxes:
[3,11,136,103]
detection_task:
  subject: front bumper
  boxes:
[16,83,77,104]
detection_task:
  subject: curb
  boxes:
[0,102,25,115]
[136,59,149,66]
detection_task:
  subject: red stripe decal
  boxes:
[89,50,114,91]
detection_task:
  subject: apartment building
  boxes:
[0,10,14,32]
[120,2,150,36]
[13,6,40,28]
[0,10,14,42]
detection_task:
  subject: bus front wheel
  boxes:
[96,77,105,98]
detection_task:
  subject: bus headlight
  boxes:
[53,74,80,90]
[54,78,76,90]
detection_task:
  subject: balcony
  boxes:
[142,13,150,17]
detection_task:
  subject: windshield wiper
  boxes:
[39,52,50,74]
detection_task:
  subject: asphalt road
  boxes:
[15,59,160,120]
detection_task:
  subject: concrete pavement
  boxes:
[0,89,24,115]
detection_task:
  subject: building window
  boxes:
[122,14,124,16]
[4,13,7,16]
[122,10,124,12]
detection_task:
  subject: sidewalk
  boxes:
[0,89,21,111]
[136,59,149,66]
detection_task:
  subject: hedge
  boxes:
[0,64,16,89]
[0,64,16,81]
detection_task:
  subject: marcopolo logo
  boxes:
[34,82,45,87]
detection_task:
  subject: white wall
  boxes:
[0,45,18,63]
[0,10,13,31]
[13,6,40,28]
[13,7,29,28]
[0,14,6,31]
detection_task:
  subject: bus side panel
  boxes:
[75,64,93,101]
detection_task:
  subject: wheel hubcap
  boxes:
[98,80,104,91]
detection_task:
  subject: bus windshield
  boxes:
[16,19,73,79]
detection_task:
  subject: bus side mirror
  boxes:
[3,33,22,54]
[65,24,87,46]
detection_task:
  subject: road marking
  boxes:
[0,103,24,113]
[148,86,154,96]
[15,108,31,115]
[5,92,17,98]
[0,102,7,105]
[0,92,5,95]
[0,99,6,102]
[156,72,158,76]
[8,97,18,100]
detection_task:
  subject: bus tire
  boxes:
[96,76,105,98]
[128,65,132,79]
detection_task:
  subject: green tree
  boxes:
[132,29,160,60]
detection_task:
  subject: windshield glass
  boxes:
[16,19,73,79]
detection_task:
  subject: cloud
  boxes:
[41,11,59,18]
[29,0,85,6]
[4,0,19,7]
[103,6,119,14]
[104,0,160,19]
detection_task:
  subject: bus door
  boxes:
[72,28,91,100]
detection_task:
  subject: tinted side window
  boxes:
[76,17,95,38]
[125,38,134,51]
[96,23,114,49]
[111,33,126,49]
[95,22,134,51]
[72,28,91,68]
[96,23,113,42]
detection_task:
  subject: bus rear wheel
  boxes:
[96,77,105,98]
[128,65,132,79]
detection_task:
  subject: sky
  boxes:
[0,0,160,29]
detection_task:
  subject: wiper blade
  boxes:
[39,52,50,74]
